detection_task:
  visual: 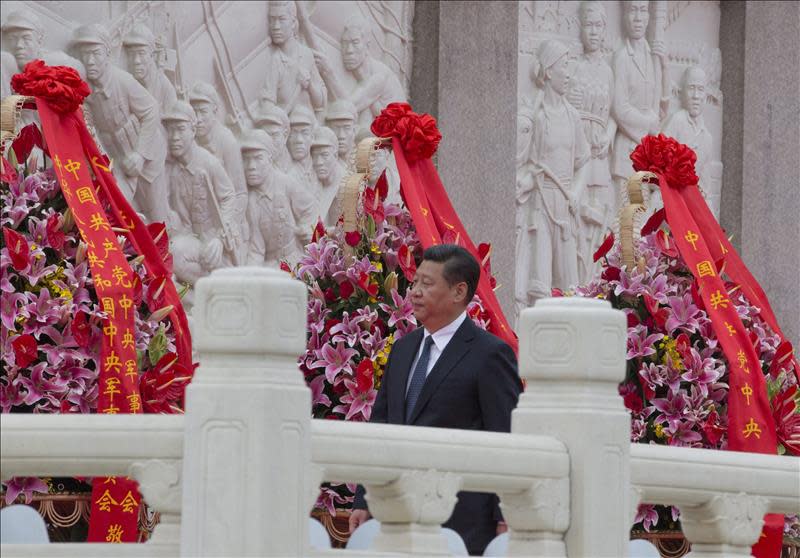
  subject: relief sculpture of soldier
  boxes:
[287,105,317,190]
[324,99,359,172]
[253,106,293,174]
[611,0,670,211]
[71,24,171,225]
[122,24,177,111]
[310,127,346,227]
[162,102,242,291]
[1,11,85,81]
[242,129,315,267]
[257,0,326,119]
[311,15,406,128]
[568,1,617,283]
[515,104,537,318]
[662,66,716,214]
[518,40,590,304]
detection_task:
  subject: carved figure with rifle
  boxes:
[162,101,242,290]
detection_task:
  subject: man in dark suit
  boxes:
[350,244,523,555]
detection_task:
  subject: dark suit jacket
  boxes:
[353,317,522,555]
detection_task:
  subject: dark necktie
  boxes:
[405,336,435,422]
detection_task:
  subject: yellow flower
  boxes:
[660,337,684,371]
[654,424,665,438]
[373,261,383,272]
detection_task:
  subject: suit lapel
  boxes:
[407,318,476,424]
[388,328,423,424]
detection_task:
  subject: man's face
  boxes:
[547,55,571,96]
[410,260,464,328]
[262,123,289,148]
[268,6,293,46]
[79,44,110,82]
[624,1,649,40]
[288,123,312,161]
[326,119,356,158]
[125,45,153,81]
[341,28,367,71]
[243,150,270,188]
[8,29,41,68]
[580,9,605,53]
[166,121,194,159]
[191,101,217,138]
[683,71,706,118]
[311,146,336,182]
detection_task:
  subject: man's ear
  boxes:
[454,282,468,305]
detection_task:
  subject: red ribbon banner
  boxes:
[14,61,192,543]
[633,134,794,558]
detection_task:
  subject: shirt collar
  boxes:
[94,70,114,99]
[423,311,468,352]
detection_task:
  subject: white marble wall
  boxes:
[1,0,412,297]
[515,0,723,312]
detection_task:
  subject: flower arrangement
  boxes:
[1,135,190,506]
[293,161,491,514]
[575,220,799,536]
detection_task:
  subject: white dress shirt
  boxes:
[405,311,468,394]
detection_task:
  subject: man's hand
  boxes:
[349,509,371,534]
[200,238,223,270]
[121,152,145,178]
[496,521,508,535]
[313,50,333,78]
[652,40,668,69]
[297,67,311,91]
[566,85,583,109]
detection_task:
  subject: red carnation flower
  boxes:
[70,311,92,349]
[355,359,374,393]
[12,334,38,368]
[339,281,354,299]
[345,231,362,247]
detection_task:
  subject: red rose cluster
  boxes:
[11,59,91,114]
[630,134,699,188]
[371,102,442,162]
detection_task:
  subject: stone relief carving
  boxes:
[516,0,723,313]
[1,0,412,302]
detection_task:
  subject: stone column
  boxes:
[179,267,313,557]
[411,0,519,317]
[720,0,800,347]
[512,298,629,557]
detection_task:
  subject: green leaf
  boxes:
[148,323,169,366]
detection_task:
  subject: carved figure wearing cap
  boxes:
[162,101,242,285]
[517,39,590,305]
[310,126,345,226]
[1,11,85,79]
[661,66,716,214]
[313,15,406,128]
[569,1,617,283]
[122,23,177,110]
[72,23,170,224]
[324,99,358,171]
[258,0,326,118]
[242,129,315,267]
[188,81,246,195]
[287,105,317,190]
[611,0,669,207]
[253,106,292,173]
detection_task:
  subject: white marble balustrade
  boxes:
[1,267,798,558]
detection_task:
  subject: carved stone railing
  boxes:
[2,266,797,558]
[631,444,800,558]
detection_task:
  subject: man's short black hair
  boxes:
[422,244,480,302]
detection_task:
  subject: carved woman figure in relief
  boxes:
[515,105,537,317]
[611,0,670,211]
[518,40,590,305]
[569,1,617,283]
